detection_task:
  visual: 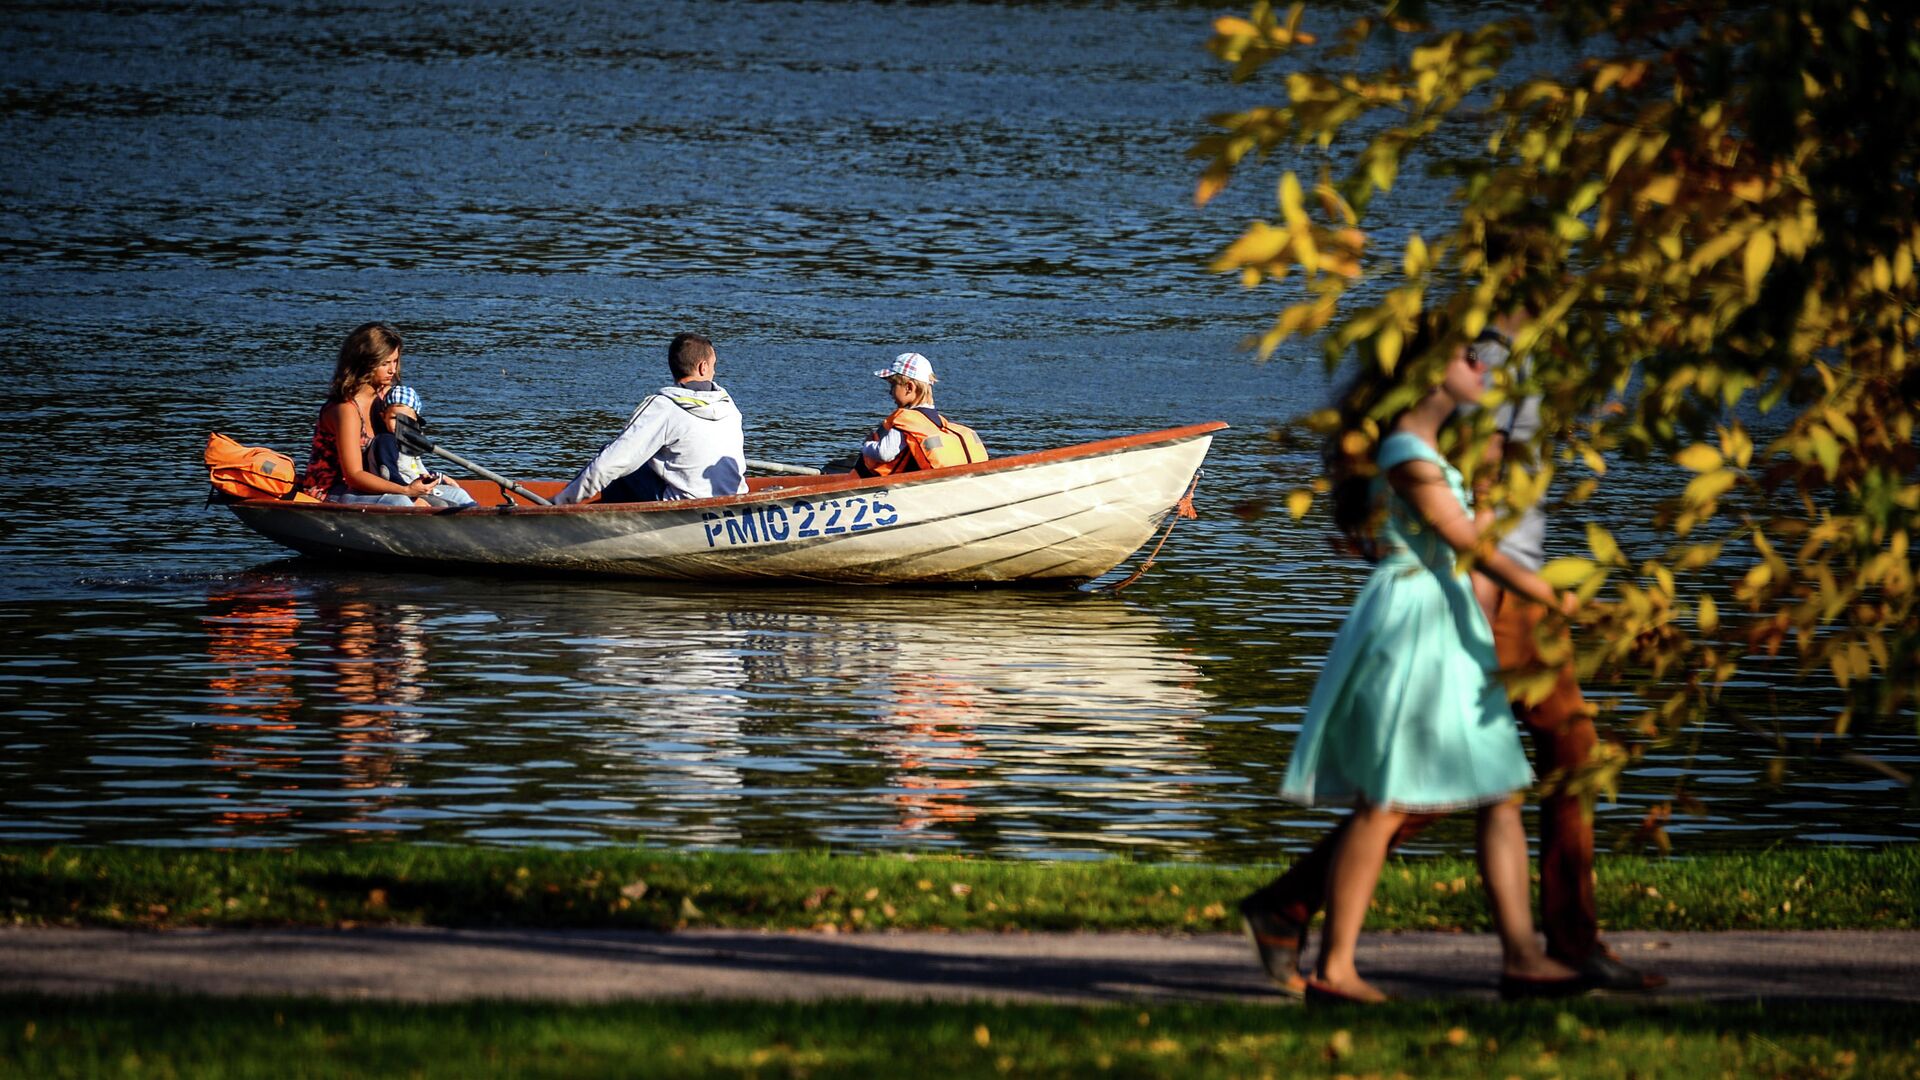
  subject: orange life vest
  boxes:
[862,408,988,476]
[205,432,320,502]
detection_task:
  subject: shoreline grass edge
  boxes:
[4,845,1914,934]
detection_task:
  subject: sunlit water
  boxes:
[1,0,1911,857]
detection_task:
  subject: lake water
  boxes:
[2,0,1911,858]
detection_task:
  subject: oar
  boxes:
[746,458,822,476]
[392,414,554,507]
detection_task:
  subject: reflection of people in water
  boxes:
[202,584,304,832]
[318,593,429,792]
[202,581,433,838]
[871,672,984,837]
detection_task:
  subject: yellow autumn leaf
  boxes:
[1689,229,1748,273]
[1675,541,1724,569]
[1674,443,1724,473]
[1683,468,1737,505]
[1696,592,1719,634]
[1279,172,1308,229]
[1651,562,1675,598]
[1404,233,1429,277]
[1541,557,1598,589]
[1215,222,1293,270]
[1605,133,1638,180]
[1315,183,1357,225]
[1720,423,1753,468]
[1286,489,1313,519]
[1376,324,1403,373]
[1367,151,1398,192]
[1808,426,1841,476]
[1743,229,1775,295]
[1587,522,1623,565]
[1195,168,1230,208]
[1507,666,1562,706]
[1638,175,1679,204]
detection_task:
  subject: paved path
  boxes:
[5,928,1915,1005]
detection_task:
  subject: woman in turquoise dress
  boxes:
[1283,328,1586,1003]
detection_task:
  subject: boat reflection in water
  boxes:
[14,571,1223,852]
[564,584,1216,852]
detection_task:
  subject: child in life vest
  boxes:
[369,386,478,508]
[856,353,988,476]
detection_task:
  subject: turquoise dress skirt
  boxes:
[1281,433,1532,813]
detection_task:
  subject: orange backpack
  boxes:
[205,432,316,501]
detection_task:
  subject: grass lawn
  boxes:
[2,994,1914,1078]
[3,844,1914,933]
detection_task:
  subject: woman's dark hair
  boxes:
[329,322,402,404]
[1324,313,1449,560]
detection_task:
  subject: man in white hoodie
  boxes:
[554,333,747,504]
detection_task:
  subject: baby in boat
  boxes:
[370,386,477,508]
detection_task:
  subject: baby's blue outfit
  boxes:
[1281,432,1532,812]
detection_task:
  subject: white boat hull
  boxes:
[224,423,1223,585]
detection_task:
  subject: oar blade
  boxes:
[391,413,436,455]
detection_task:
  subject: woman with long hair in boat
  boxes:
[855,352,987,476]
[301,322,437,506]
[1281,313,1587,1004]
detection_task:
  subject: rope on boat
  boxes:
[1100,471,1201,593]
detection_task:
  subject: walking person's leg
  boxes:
[1492,592,1664,990]
[1239,813,1437,993]
[1476,797,1582,993]
[1309,803,1407,1002]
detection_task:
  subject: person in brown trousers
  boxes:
[1238,314,1665,996]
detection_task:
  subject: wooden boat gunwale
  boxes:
[219,421,1229,514]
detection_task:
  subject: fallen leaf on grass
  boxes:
[1325,1029,1353,1059]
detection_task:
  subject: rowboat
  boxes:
[218,422,1225,585]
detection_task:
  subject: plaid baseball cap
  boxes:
[384,385,424,413]
[874,352,937,383]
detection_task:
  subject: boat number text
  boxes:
[701,492,900,548]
